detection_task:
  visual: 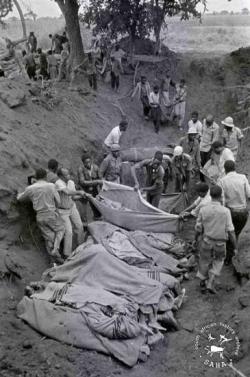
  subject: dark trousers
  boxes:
[151,106,161,133]
[111,71,119,90]
[226,208,249,262]
[146,192,162,208]
[200,150,212,181]
[88,73,97,90]
[200,150,211,167]
[27,65,36,80]
[141,96,150,117]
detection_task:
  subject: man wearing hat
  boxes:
[179,130,201,173]
[131,151,165,208]
[171,146,192,192]
[222,116,243,159]
[200,114,220,167]
[104,120,128,149]
[99,144,122,183]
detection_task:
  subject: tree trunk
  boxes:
[154,21,163,55]
[13,0,27,39]
[56,0,84,68]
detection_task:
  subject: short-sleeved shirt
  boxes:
[149,92,160,107]
[200,121,220,152]
[104,126,122,148]
[203,148,235,183]
[55,179,76,209]
[219,171,250,210]
[188,120,203,136]
[191,192,211,217]
[17,180,59,214]
[136,159,164,195]
[99,154,122,183]
[195,201,234,241]
[171,153,192,178]
[179,136,201,168]
[222,127,243,157]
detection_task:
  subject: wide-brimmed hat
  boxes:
[111,143,120,152]
[221,116,234,128]
[173,146,183,157]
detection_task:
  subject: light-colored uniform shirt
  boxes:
[55,179,76,209]
[222,127,243,157]
[188,120,203,136]
[196,201,234,241]
[219,171,250,210]
[179,136,201,168]
[203,148,235,183]
[104,126,122,148]
[191,192,211,217]
[200,121,220,152]
[17,180,59,214]
[149,92,160,107]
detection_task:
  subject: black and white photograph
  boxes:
[0,0,250,376]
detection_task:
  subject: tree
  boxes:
[148,0,207,54]
[0,0,26,38]
[241,8,249,15]
[82,0,152,56]
[55,0,84,67]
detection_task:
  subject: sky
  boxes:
[7,0,250,18]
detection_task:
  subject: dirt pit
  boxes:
[0,47,250,377]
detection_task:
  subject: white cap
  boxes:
[221,116,234,128]
[173,146,183,157]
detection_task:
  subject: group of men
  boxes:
[132,75,187,133]
[22,31,70,81]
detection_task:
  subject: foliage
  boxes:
[81,0,152,41]
[0,0,13,23]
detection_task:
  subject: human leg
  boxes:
[92,73,97,90]
[111,71,116,89]
[58,209,73,257]
[206,242,226,293]
[226,209,248,263]
[70,204,84,247]
[150,193,162,208]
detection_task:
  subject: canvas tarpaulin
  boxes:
[89,181,179,233]
[88,221,182,276]
[17,244,166,366]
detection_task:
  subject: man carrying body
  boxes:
[203,141,235,184]
[195,185,237,293]
[171,146,192,193]
[131,76,151,120]
[104,120,128,150]
[200,114,220,167]
[131,151,165,208]
[219,160,250,264]
[17,168,65,260]
[47,159,59,183]
[99,144,123,183]
[55,168,87,257]
[222,116,243,159]
[179,130,201,174]
[78,153,102,220]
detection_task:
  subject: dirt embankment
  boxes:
[0,47,250,377]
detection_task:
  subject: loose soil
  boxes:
[0,48,250,377]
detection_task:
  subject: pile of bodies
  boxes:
[18,221,192,366]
